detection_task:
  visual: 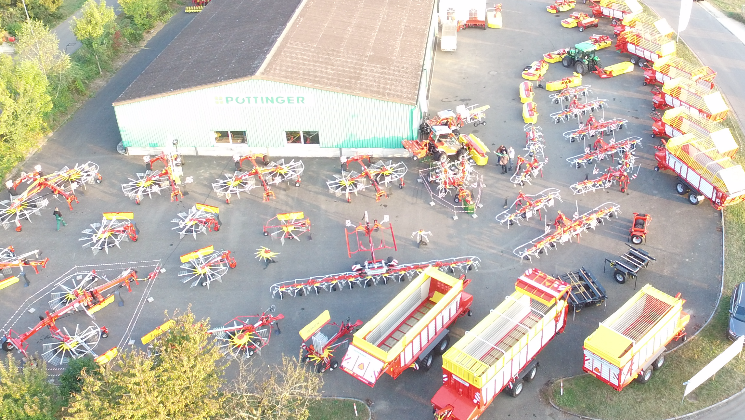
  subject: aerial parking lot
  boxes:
[0,1,732,419]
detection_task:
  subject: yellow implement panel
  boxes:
[180,245,214,263]
[278,212,304,221]
[300,310,331,341]
[141,320,176,345]
[0,276,19,290]
[103,212,134,220]
[95,347,118,365]
[88,295,115,314]
[196,203,219,214]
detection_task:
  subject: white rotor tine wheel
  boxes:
[79,219,128,254]
[370,160,406,186]
[121,172,163,201]
[0,195,48,228]
[41,324,101,366]
[178,253,228,288]
[172,208,206,239]
[49,272,101,311]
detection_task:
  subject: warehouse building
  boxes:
[113,0,438,156]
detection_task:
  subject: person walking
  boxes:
[53,207,67,231]
[495,145,509,174]
[507,146,515,172]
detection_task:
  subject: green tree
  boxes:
[59,357,100,406]
[119,0,169,31]
[66,309,226,420]
[72,0,117,74]
[0,54,52,150]
[220,356,323,420]
[14,19,70,79]
[0,354,60,420]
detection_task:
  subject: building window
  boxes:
[286,131,319,145]
[214,131,247,144]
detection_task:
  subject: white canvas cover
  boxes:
[710,129,737,155]
[717,165,745,195]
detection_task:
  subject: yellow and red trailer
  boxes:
[644,55,716,87]
[654,133,745,209]
[341,267,473,387]
[583,284,689,391]
[431,269,569,420]
[653,78,728,122]
[651,107,735,157]
[616,29,675,67]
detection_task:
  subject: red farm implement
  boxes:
[589,0,642,25]
[652,78,728,122]
[495,188,563,227]
[263,211,311,244]
[420,160,485,219]
[269,256,480,299]
[551,98,607,124]
[563,116,628,143]
[510,155,548,187]
[1,266,161,365]
[208,306,284,358]
[2,162,101,231]
[300,310,362,373]
[346,212,398,275]
[172,203,221,239]
[342,267,474,387]
[212,154,304,203]
[122,152,186,204]
[566,136,640,168]
[629,212,651,244]
[432,269,569,419]
[326,155,407,203]
[654,134,745,209]
[0,246,48,290]
[79,212,138,255]
[178,246,236,289]
[513,202,620,261]
[649,108,735,155]
[643,55,716,88]
[616,29,675,67]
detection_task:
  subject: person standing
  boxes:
[507,146,515,172]
[53,207,67,231]
[495,145,508,174]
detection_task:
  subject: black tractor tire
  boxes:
[435,335,450,355]
[509,378,524,397]
[417,352,434,372]
[562,56,574,68]
[575,61,586,75]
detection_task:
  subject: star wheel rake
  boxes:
[208,306,284,358]
[171,203,221,239]
[121,171,172,204]
[420,160,484,219]
[48,271,103,311]
[263,212,311,244]
[496,188,563,228]
[213,155,304,203]
[327,155,407,203]
[178,246,236,288]
[41,323,103,366]
[79,213,138,255]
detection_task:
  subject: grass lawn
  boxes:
[552,5,745,420]
[306,398,370,420]
[708,0,745,25]
[49,0,89,28]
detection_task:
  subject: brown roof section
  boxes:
[259,0,434,106]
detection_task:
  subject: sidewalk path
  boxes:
[53,0,122,55]
[645,0,745,129]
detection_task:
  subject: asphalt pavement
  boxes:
[1,1,741,420]
[53,0,122,55]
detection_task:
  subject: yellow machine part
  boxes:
[523,102,538,124]
[180,245,214,263]
[103,212,134,220]
[300,310,331,341]
[278,211,304,221]
[88,295,115,314]
[520,81,534,103]
[195,203,219,214]
[0,276,19,291]
[95,347,119,365]
[141,319,176,345]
